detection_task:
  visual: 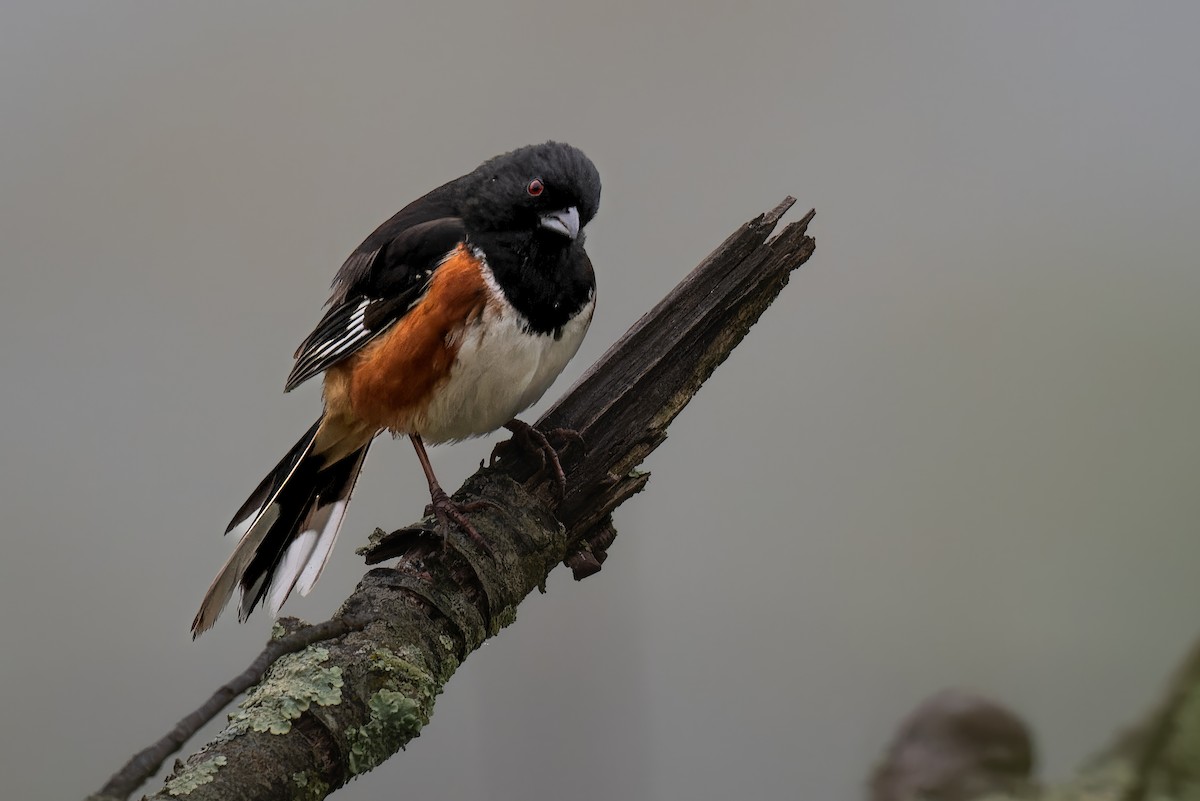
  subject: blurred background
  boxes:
[3,3,1199,799]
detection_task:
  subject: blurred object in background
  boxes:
[870,689,1037,801]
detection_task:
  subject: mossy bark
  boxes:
[1035,640,1200,801]
[113,201,816,801]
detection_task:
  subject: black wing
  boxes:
[327,179,463,307]
[284,216,467,391]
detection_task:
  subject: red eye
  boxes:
[527,178,544,197]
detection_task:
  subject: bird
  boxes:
[192,141,600,636]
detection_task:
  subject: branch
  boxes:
[94,199,815,801]
[89,617,371,801]
[1116,637,1200,801]
[868,636,1200,801]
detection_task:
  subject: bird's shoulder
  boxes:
[286,185,472,392]
[329,179,465,305]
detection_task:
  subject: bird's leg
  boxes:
[489,419,584,496]
[409,434,494,555]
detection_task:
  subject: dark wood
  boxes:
[91,199,816,801]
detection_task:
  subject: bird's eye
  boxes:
[527,178,545,197]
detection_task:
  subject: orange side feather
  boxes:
[322,245,489,437]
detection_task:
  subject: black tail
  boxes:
[192,419,368,636]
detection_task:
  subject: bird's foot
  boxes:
[425,488,497,556]
[490,419,584,496]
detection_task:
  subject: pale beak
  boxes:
[539,206,581,240]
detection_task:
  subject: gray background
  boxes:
[3,3,1199,800]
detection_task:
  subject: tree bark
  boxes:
[90,199,815,801]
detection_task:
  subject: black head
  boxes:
[456,141,601,241]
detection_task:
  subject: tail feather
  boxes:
[192,419,369,637]
[225,419,322,533]
[256,447,367,618]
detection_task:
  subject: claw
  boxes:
[491,419,584,496]
[427,487,495,556]
[409,432,496,556]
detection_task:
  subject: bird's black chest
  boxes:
[474,233,594,336]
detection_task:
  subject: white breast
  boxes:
[414,264,594,444]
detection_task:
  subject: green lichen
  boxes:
[438,649,461,680]
[346,689,427,775]
[356,527,390,556]
[165,755,226,796]
[490,605,517,635]
[1065,761,1134,799]
[1147,682,1200,801]
[1166,686,1200,764]
[434,635,463,675]
[343,647,441,774]
[226,646,344,736]
[367,646,436,686]
[290,769,330,800]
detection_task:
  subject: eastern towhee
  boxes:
[192,142,600,636]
